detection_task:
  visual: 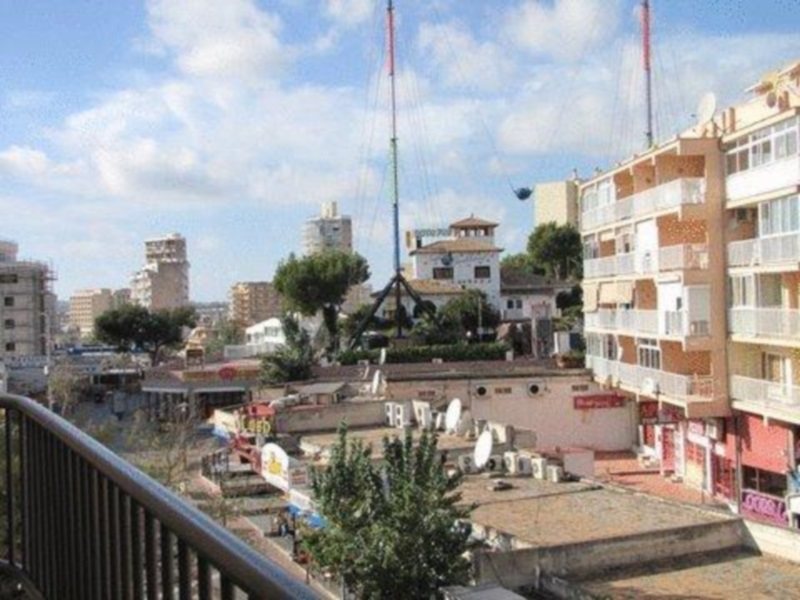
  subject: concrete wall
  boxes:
[274,400,385,434]
[741,519,800,564]
[474,519,744,590]
[387,373,637,451]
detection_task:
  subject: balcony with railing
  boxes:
[727,232,800,269]
[727,155,800,204]
[583,243,708,280]
[586,355,714,401]
[0,392,319,600]
[729,307,800,343]
[584,309,658,336]
[662,310,710,338]
[730,375,800,418]
[581,178,706,231]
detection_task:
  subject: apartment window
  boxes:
[726,116,799,175]
[506,299,514,309]
[730,275,755,307]
[474,266,491,279]
[583,241,599,260]
[759,274,783,307]
[759,194,799,237]
[3,297,12,307]
[4,342,14,352]
[515,299,523,309]
[637,338,661,369]
[432,267,453,280]
[743,466,787,497]
[762,352,789,385]
[0,274,18,284]
[3,319,14,330]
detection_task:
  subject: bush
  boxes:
[338,342,510,365]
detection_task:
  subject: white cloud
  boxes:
[323,0,373,28]
[417,20,515,91]
[0,146,52,177]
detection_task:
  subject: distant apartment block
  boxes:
[112,287,131,309]
[534,178,580,228]
[131,233,190,311]
[0,239,56,359]
[68,288,113,339]
[228,282,282,327]
[302,201,353,255]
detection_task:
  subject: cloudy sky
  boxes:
[1,0,798,301]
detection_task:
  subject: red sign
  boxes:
[574,394,625,410]
[218,366,238,381]
[639,401,684,424]
[741,489,788,526]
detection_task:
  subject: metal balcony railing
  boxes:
[729,307,800,341]
[730,375,800,407]
[727,232,800,268]
[583,243,709,280]
[586,355,714,400]
[0,392,319,600]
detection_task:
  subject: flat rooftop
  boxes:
[300,427,476,459]
[463,475,735,547]
[576,548,800,599]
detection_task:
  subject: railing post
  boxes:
[4,409,14,567]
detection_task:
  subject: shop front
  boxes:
[738,412,795,528]
[682,418,734,499]
[638,401,684,473]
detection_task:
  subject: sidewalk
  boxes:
[594,451,729,508]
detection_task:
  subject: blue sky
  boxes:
[1,0,798,301]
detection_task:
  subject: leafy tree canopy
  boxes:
[305,425,472,599]
[260,315,313,384]
[500,252,545,276]
[439,289,500,337]
[526,222,582,280]
[95,304,196,364]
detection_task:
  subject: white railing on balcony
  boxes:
[659,243,709,271]
[585,309,658,335]
[731,375,800,407]
[586,355,713,399]
[581,178,706,230]
[727,232,800,268]
[584,243,709,279]
[663,310,710,337]
[729,307,800,341]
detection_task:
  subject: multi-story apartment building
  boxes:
[302,201,353,255]
[68,288,113,339]
[112,287,131,309]
[534,177,580,228]
[228,282,282,328]
[0,239,56,359]
[131,233,190,311]
[582,61,800,527]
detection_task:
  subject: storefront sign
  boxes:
[639,402,684,424]
[687,420,705,437]
[741,489,788,526]
[218,366,238,381]
[241,416,272,436]
[574,394,625,410]
[261,443,307,492]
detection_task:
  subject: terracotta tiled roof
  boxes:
[450,216,499,228]
[410,238,503,255]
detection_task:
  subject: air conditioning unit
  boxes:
[415,405,433,430]
[434,411,446,431]
[516,454,533,476]
[395,404,412,428]
[458,454,476,474]
[530,457,548,479]
[547,464,565,483]
[384,402,396,427]
[527,381,543,396]
[503,451,519,474]
[485,455,504,472]
[641,378,660,397]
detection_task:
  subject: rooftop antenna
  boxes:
[641,0,654,148]
[347,0,437,349]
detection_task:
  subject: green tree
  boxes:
[48,362,89,416]
[500,252,545,276]
[305,425,471,598]
[526,222,583,280]
[95,305,197,365]
[203,318,244,358]
[438,290,500,340]
[260,315,313,384]
[273,251,370,352]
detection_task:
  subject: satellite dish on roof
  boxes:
[371,370,383,396]
[444,398,462,434]
[474,430,493,469]
[696,92,717,125]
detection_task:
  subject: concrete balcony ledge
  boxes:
[731,375,800,425]
[583,243,709,280]
[585,309,709,341]
[726,155,800,204]
[581,178,706,231]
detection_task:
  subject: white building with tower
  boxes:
[130,233,190,311]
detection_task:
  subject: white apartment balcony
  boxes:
[727,155,800,205]
[662,310,710,338]
[585,309,658,336]
[581,178,705,231]
[730,375,800,424]
[587,355,714,402]
[583,243,708,280]
[727,232,800,269]
[729,307,800,345]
